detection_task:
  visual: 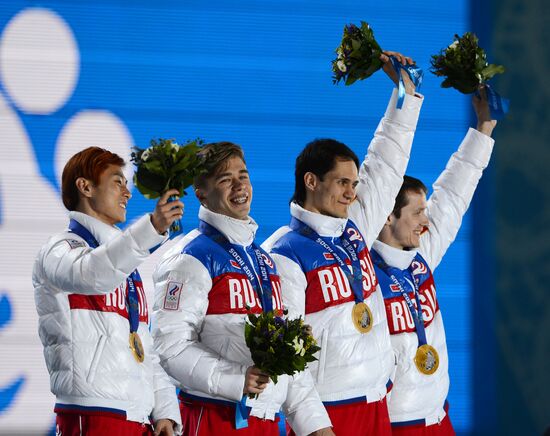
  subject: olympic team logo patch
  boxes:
[65,238,85,249]
[163,281,183,310]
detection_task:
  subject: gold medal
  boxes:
[414,344,439,375]
[351,302,373,334]
[129,332,145,363]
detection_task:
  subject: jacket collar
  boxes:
[290,202,348,237]
[372,239,417,270]
[68,211,121,245]
[198,206,258,247]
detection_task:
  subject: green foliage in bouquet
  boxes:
[430,32,505,94]
[244,310,320,384]
[131,138,205,199]
[332,21,383,86]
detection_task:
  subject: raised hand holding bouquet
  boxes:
[131,138,204,237]
[431,32,508,119]
[244,309,320,397]
[332,21,423,108]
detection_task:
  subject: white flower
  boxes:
[447,41,458,50]
[171,142,180,152]
[141,149,151,162]
[292,337,306,356]
[337,60,347,73]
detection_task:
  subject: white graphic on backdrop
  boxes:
[0,7,144,433]
[0,7,79,114]
[55,110,135,188]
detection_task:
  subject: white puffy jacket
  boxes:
[32,211,181,431]
[152,206,332,436]
[374,127,495,425]
[262,89,423,403]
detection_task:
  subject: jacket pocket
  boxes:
[86,335,107,384]
[316,329,329,384]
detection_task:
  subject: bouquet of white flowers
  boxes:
[244,309,320,397]
[430,32,505,94]
[131,138,205,235]
[332,21,383,86]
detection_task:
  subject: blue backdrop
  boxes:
[0,1,480,434]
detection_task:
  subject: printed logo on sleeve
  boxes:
[323,252,335,260]
[65,239,85,249]
[163,281,183,311]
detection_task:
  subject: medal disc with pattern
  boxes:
[414,344,439,375]
[351,302,373,333]
[129,332,145,363]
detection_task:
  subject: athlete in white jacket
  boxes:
[372,89,496,435]
[33,146,183,435]
[263,52,422,435]
[152,142,333,436]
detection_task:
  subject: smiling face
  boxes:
[303,158,358,219]
[195,156,252,220]
[384,190,429,250]
[77,164,131,225]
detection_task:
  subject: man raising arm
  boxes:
[33,146,183,435]
[372,88,496,434]
[263,51,423,435]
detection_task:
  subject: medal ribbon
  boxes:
[199,220,273,312]
[475,83,509,120]
[370,250,428,346]
[68,219,141,334]
[390,56,423,109]
[290,217,364,304]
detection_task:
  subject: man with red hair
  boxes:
[33,146,183,435]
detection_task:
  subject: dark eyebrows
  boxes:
[215,169,249,180]
[338,177,359,184]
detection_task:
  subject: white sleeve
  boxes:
[350,89,423,247]
[270,253,307,320]
[283,370,332,435]
[149,336,183,435]
[420,128,495,270]
[152,252,247,402]
[39,214,166,294]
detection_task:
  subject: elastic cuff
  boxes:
[384,88,423,128]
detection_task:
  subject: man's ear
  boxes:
[385,213,395,226]
[75,177,93,198]
[195,187,206,205]
[304,172,318,192]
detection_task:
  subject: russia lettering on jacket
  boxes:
[304,247,377,314]
[68,278,149,323]
[384,276,439,334]
[180,232,284,316]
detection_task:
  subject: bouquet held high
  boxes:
[332,21,423,108]
[131,138,205,236]
[430,32,508,118]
